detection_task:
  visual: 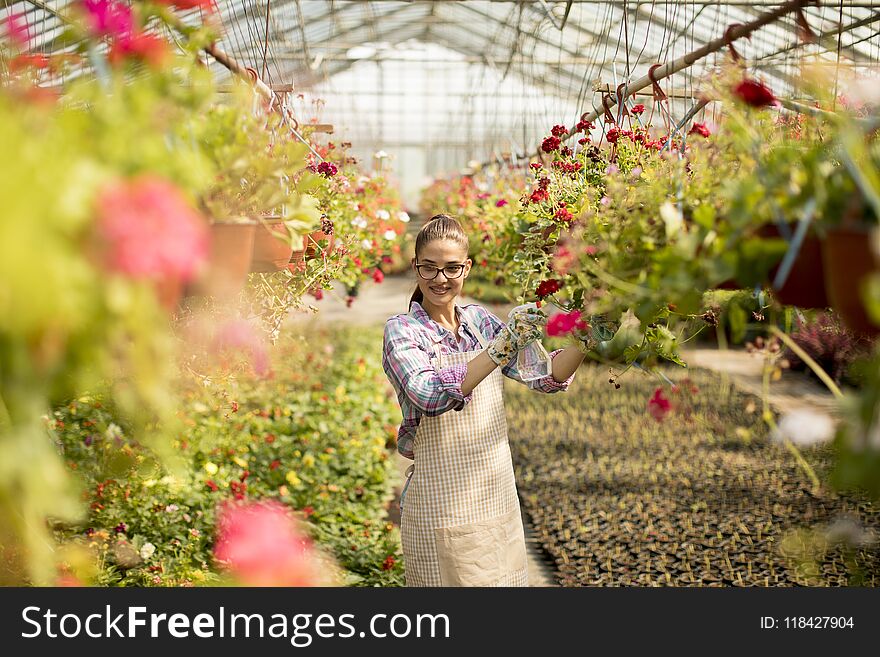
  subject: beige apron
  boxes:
[399,309,528,587]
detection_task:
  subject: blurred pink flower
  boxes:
[211,318,269,377]
[96,175,208,283]
[495,199,509,208]
[546,310,588,337]
[214,500,323,587]
[80,0,133,41]
[647,387,672,422]
[4,13,30,49]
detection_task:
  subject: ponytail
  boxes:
[409,214,469,310]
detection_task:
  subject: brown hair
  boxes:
[409,213,469,308]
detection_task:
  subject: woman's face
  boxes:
[412,239,471,307]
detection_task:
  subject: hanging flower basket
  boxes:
[822,226,880,337]
[251,216,295,272]
[757,223,828,309]
[189,221,258,298]
[303,230,334,260]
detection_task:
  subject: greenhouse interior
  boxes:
[1,0,880,589]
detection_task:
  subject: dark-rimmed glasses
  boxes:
[415,262,467,280]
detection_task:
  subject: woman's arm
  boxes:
[550,344,586,383]
[461,350,500,397]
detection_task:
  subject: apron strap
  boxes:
[461,307,489,349]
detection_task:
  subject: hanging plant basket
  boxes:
[757,224,828,309]
[153,276,184,313]
[251,216,295,273]
[189,221,258,298]
[303,229,334,260]
[822,226,880,337]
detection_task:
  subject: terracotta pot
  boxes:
[153,276,183,313]
[251,218,294,272]
[189,222,257,298]
[822,226,880,337]
[757,224,828,309]
[303,230,335,259]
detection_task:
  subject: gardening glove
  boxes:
[486,304,547,366]
[507,303,549,349]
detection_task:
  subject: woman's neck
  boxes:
[421,299,459,332]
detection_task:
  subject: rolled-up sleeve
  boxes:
[383,317,473,415]
[480,309,574,393]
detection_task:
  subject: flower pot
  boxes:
[189,222,257,298]
[822,226,880,337]
[153,276,184,313]
[251,218,294,272]
[303,230,334,260]
[757,224,828,309]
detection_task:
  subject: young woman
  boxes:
[382,214,586,587]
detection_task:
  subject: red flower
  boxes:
[535,279,562,299]
[372,268,385,284]
[631,104,646,115]
[529,188,549,204]
[311,288,324,301]
[302,506,315,518]
[733,78,777,107]
[96,175,208,283]
[575,119,595,133]
[316,161,338,177]
[554,207,575,223]
[269,459,281,471]
[108,31,170,68]
[529,162,543,171]
[495,199,509,207]
[541,136,561,153]
[382,555,396,571]
[606,127,620,144]
[647,387,672,422]
[154,0,216,10]
[114,522,127,534]
[578,137,590,145]
[546,311,589,337]
[688,122,711,138]
[551,124,568,138]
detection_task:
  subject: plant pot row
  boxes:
[717,225,879,337]
[170,220,334,304]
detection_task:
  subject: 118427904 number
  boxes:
[784,617,854,629]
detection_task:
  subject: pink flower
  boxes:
[108,31,169,68]
[80,0,133,41]
[495,199,509,208]
[211,318,270,377]
[372,268,385,284]
[96,175,208,283]
[688,122,711,138]
[214,500,324,586]
[552,244,576,276]
[546,310,589,337]
[4,13,30,49]
[647,387,672,422]
[631,104,646,115]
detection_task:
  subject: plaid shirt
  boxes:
[382,301,575,459]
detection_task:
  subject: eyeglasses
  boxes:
[415,262,467,280]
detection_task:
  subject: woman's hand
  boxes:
[486,305,548,365]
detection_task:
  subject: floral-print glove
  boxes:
[486,304,548,365]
